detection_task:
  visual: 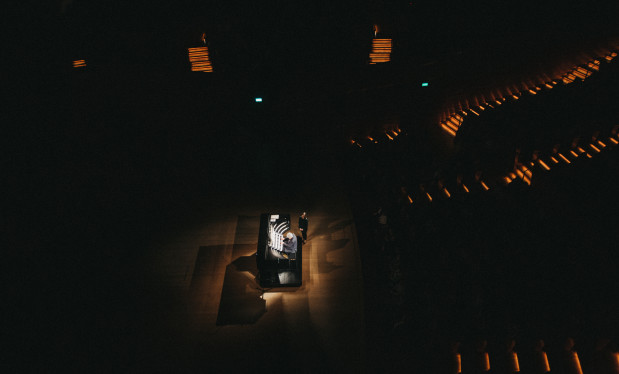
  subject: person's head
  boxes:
[301,212,306,218]
[286,232,294,239]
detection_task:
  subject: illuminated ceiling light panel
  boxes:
[188,46,213,72]
[369,39,392,64]
[73,59,86,68]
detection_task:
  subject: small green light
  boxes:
[255,98,263,102]
[421,82,429,87]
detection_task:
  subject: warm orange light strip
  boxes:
[551,156,559,164]
[386,133,394,140]
[572,352,583,374]
[597,140,607,148]
[456,354,462,374]
[558,153,571,164]
[408,195,413,204]
[73,59,86,68]
[577,147,586,153]
[463,184,469,193]
[470,109,480,116]
[542,352,550,372]
[570,150,579,158]
[610,137,619,145]
[590,143,601,153]
[538,159,551,170]
[441,123,457,137]
[481,181,489,191]
[426,192,433,202]
[443,188,451,198]
[482,352,490,371]
[512,352,520,372]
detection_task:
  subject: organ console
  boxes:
[257,213,302,287]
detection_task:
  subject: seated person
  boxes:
[281,232,298,259]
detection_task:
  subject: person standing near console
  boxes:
[299,212,308,244]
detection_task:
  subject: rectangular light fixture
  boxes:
[255,98,263,102]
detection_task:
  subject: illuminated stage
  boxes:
[257,213,302,287]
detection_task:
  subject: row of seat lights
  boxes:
[405,130,618,204]
[504,132,619,186]
[451,349,601,373]
[405,177,489,205]
[439,51,617,137]
[350,128,402,147]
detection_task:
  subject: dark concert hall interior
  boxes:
[9,1,619,372]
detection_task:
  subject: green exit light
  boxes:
[421,82,429,87]
[255,98,263,102]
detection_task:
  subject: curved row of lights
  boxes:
[350,122,618,206]
[445,338,619,374]
[439,50,617,137]
[350,127,402,148]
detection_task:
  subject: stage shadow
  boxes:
[317,238,349,274]
[216,253,265,326]
[309,218,354,241]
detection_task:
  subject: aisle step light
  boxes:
[538,159,551,170]
[558,153,571,164]
[481,181,489,191]
[510,352,520,372]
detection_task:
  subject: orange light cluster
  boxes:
[73,59,86,68]
[515,164,532,185]
[369,39,392,64]
[441,113,464,136]
[188,47,213,72]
